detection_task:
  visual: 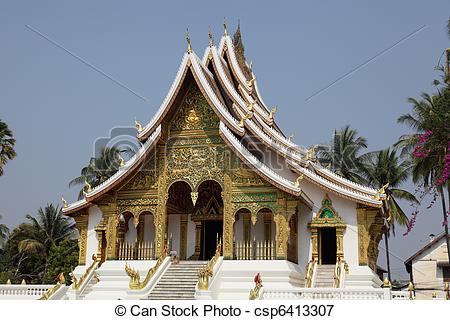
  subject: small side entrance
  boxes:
[319,227,336,264]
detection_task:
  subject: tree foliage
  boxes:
[0,119,16,176]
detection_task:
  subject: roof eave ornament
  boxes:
[247,76,256,88]
[135,118,143,133]
[186,29,192,54]
[373,183,389,201]
[61,196,68,209]
[304,145,318,162]
[83,179,92,196]
[268,106,277,121]
[295,173,304,188]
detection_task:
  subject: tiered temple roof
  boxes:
[63,25,385,215]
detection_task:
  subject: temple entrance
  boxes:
[189,180,223,260]
[319,227,336,264]
[201,220,223,260]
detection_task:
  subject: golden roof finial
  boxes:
[61,196,68,208]
[208,26,213,47]
[186,28,192,53]
[223,17,228,36]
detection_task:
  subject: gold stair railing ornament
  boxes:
[249,273,263,300]
[408,282,415,300]
[333,259,348,288]
[39,272,65,300]
[71,254,100,291]
[125,245,168,290]
[305,259,316,288]
[197,239,222,291]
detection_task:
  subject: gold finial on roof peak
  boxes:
[186,28,192,53]
[223,17,228,36]
[208,26,213,47]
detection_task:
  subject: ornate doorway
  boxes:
[308,195,346,264]
[190,180,223,260]
[319,227,337,264]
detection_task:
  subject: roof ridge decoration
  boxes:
[219,121,302,196]
[310,162,380,196]
[287,159,383,207]
[203,45,308,159]
[137,50,244,140]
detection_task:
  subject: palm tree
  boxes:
[363,148,419,281]
[69,147,126,199]
[317,125,369,184]
[5,204,76,282]
[24,204,77,251]
[0,214,9,249]
[396,91,450,263]
[0,119,17,176]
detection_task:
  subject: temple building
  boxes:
[60,23,390,300]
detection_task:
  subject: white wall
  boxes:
[298,201,313,270]
[124,218,137,244]
[143,214,155,243]
[86,205,103,263]
[233,214,244,242]
[186,214,196,258]
[168,214,180,254]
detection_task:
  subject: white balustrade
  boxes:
[262,288,390,300]
[0,284,54,299]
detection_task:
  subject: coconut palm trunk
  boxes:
[438,185,450,263]
[384,231,392,282]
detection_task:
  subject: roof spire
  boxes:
[223,17,228,36]
[186,28,192,53]
[208,26,213,47]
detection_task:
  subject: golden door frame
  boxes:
[308,195,346,264]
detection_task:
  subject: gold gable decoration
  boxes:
[170,85,219,132]
[309,194,345,228]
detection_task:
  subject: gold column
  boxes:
[311,228,319,261]
[180,214,188,260]
[357,207,370,265]
[336,227,345,261]
[274,213,289,260]
[222,172,234,259]
[155,150,168,258]
[98,203,119,261]
[74,213,88,265]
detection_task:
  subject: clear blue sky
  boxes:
[1,1,449,279]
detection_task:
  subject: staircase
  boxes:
[147,261,207,300]
[314,265,335,288]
